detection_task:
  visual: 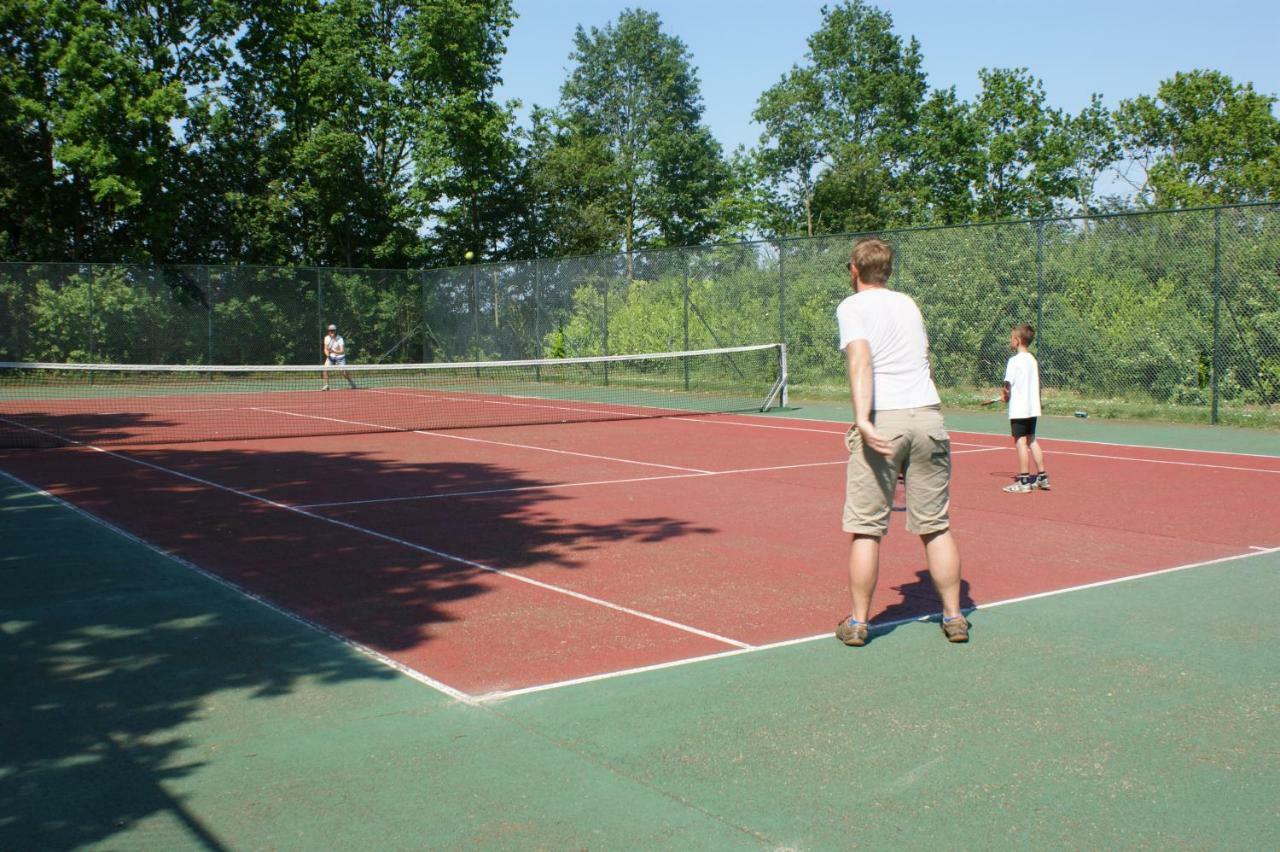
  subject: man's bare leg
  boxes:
[922,529,962,618]
[847,533,881,623]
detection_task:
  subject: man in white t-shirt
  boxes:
[322,323,357,390]
[834,237,968,647]
[1001,323,1049,493]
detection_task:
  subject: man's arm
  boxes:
[846,340,893,458]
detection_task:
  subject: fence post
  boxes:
[203,266,213,365]
[777,242,786,346]
[316,268,325,350]
[1035,219,1044,363]
[491,266,499,330]
[683,249,691,389]
[603,269,610,385]
[1211,208,1222,425]
[87,263,96,362]
[420,271,430,362]
[470,263,479,353]
[533,260,542,357]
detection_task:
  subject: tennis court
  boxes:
[2,353,1278,847]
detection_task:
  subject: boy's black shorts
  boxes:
[1010,417,1038,440]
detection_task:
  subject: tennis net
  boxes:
[0,344,788,448]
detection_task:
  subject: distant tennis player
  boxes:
[835,237,968,646]
[322,323,357,390]
[1001,323,1049,492]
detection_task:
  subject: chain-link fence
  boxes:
[2,203,1277,426]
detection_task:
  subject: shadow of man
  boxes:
[870,568,976,639]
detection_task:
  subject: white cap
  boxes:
[327,324,337,330]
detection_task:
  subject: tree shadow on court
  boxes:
[0,422,725,848]
[0,472,405,851]
[869,568,976,640]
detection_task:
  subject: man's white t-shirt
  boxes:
[836,288,941,411]
[1004,351,1041,419]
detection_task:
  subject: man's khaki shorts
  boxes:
[843,405,951,536]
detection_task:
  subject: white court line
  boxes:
[253,407,713,474]
[368,387,655,422]
[0,467,477,705]
[298,459,844,509]
[300,448,1002,511]
[477,545,1280,703]
[299,472,703,509]
[1027,448,1280,475]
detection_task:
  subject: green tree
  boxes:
[189,0,516,267]
[537,8,727,256]
[969,67,1075,220]
[901,87,986,224]
[753,0,927,235]
[1060,95,1121,215]
[505,107,618,258]
[1116,69,1280,206]
[703,148,779,242]
[1,0,234,261]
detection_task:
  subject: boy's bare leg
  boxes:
[1014,435,1030,474]
[922,529,962,618]
[1028,436,1044,473]
[847,534,881,623]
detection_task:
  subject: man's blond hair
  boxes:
[850,238,893,285]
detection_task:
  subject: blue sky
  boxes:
[494,0,1280,154]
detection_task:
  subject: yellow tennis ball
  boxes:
[464,250,474,261]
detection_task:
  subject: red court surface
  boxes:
[2,413,1277,698]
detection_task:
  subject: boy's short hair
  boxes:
[1013,323,1035,345]
[850,238,893,284]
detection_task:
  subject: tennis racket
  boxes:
[980,396,1002,406]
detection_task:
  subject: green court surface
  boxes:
[3,416,1279,849]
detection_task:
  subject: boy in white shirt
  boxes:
[1001,323,1049,493]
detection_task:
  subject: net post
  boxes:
[780,343,788,409]
[760,343,789,411]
